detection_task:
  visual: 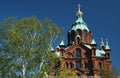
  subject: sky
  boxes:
[0,0,120,71]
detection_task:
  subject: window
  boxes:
[65,62,69,68]
[76,61,81,69]
[70,62,74,69]
[76,48,81,57]
[77,37,80,44]
[99,62,102,69]
[85,62,88,69]
[77,29,82,36]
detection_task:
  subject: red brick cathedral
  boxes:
[55,4,111,77]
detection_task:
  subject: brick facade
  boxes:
[55,4,111,77]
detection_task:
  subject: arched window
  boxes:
[77,37,80,44]
[77,29,82,36]
[70,62,74,69]
[76,48,81,57]
[85,62,88,69]
[99,62,102,69]
[76,61,81,69]
[65,62,69,69]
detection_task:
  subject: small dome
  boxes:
[105,45,110,49]
[56,46,60,49]
[91,39,96,44]
[59,40,65,46]
[105,39,110,50]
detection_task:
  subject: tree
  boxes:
[56,68,77,78]
[0,17,63,78]
[100,66,119,78]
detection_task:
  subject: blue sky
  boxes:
[0,0,120,71]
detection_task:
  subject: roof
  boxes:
[71,16,89,31]
[56,45,60,49]
[96,49,105,57]
[105,39,110,49]
[105,44,110,49]
[59,40,65,46]
[84,44,92,49]
[91,39,96,44]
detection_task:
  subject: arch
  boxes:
[77,29,82,36]
[76,61,81,69]
[70,62,74,69]
[76,48,81,57]
[77,37,80,44]
[65,62,69,69]
[83,29,88,32]
[99,62,102,69]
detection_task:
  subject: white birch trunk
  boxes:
[44,72,48,78]
[22,60,26,78]
[37,34,59,75]
[38,59,45,72]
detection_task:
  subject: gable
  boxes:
[64,44,91,58]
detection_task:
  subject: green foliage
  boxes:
[0,16,63,78]
[100,66,119,78]
[56,68,77,78]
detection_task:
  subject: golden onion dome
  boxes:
[76,4,83,16]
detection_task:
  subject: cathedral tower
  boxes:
[55,4,111,77]
[68,4,92,46]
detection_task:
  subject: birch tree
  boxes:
[0,17,63,78]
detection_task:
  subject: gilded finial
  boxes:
[76,4,83,16]
[101,38,104,46]
[78,4,80,11]
[106,38,108,44]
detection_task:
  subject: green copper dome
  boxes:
[71,16,89,31]
[71,4,89,31]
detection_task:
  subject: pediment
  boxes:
[65,44,91,53]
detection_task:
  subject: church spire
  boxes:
[100,38,105,46]
[76,4,83,17]
[105,38,110,49]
